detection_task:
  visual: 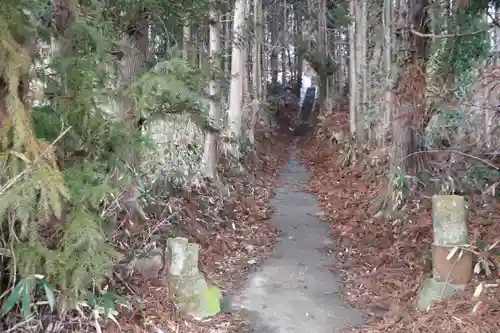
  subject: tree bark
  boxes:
[317,0,327,114]
[382,0,394,147]
[354,0,367,142]
[250,0,263,142]
[360,0,368,140]
[348,0,357,137]
[295,6,303,97]
[270,12,279,86]
[223,13,231,78]
[262,9,269,103]
[391,0,430,175]
[183,25,191,62]
[242,0,250,108]
[281,0,287,83]
[228,0,246,148]
[202,11,222,178]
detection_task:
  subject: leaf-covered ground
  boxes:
[298,108,500,333]
[107,127,292,333]
[107,106,500,333]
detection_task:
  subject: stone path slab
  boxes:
[228,152,362,333]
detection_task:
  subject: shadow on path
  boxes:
[228,150,362,333]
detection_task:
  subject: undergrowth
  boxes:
[0,0,250,330]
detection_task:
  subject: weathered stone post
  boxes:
[167,237,222,319]
[417,195,472,311]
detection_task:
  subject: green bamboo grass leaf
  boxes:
[2,280,25,315]
[21,284,31,319]
[39,279,56,312]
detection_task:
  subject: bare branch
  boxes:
[410,26,491,39]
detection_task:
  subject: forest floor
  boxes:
[297,105,500,333]
[111,104,500,333]
[110,126,294,333]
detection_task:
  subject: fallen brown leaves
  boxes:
[109,128,291,333]
[298,110,500,333]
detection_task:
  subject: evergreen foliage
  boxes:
[430,11,490,99]
[0,0,213,320]
[426,3,491,152]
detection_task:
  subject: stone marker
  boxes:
[417,195,472,311]
[167,237,222,320]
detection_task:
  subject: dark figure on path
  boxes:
[294,85,317,136]
[277,84,299,132]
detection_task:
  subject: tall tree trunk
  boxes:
[250,0,263,142]
[111,15,150,219]
[348,0,356,137]
[281,0,287,83]
[202,11,222,178]
[340,30,346,94]
[317,0,327,114]
[183,25,191,62]
[386,0,430,213]
[485,7,500,147]
[228,0,246,149]
[354,0,367,142]
[368,38,382,145]
[286,12,293,83]
[333,31,338,95]
[361,0,368,139]
[270,13,279,86]
[295,6,303,97]
[197,25,207,70]
[382,0,394,147]
[242,0,250,108]
[262,10,269,102]
[223,13,232,78]
[392,0,429,174]
[118,15,150,135]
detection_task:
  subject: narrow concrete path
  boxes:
[237,152,362,333]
